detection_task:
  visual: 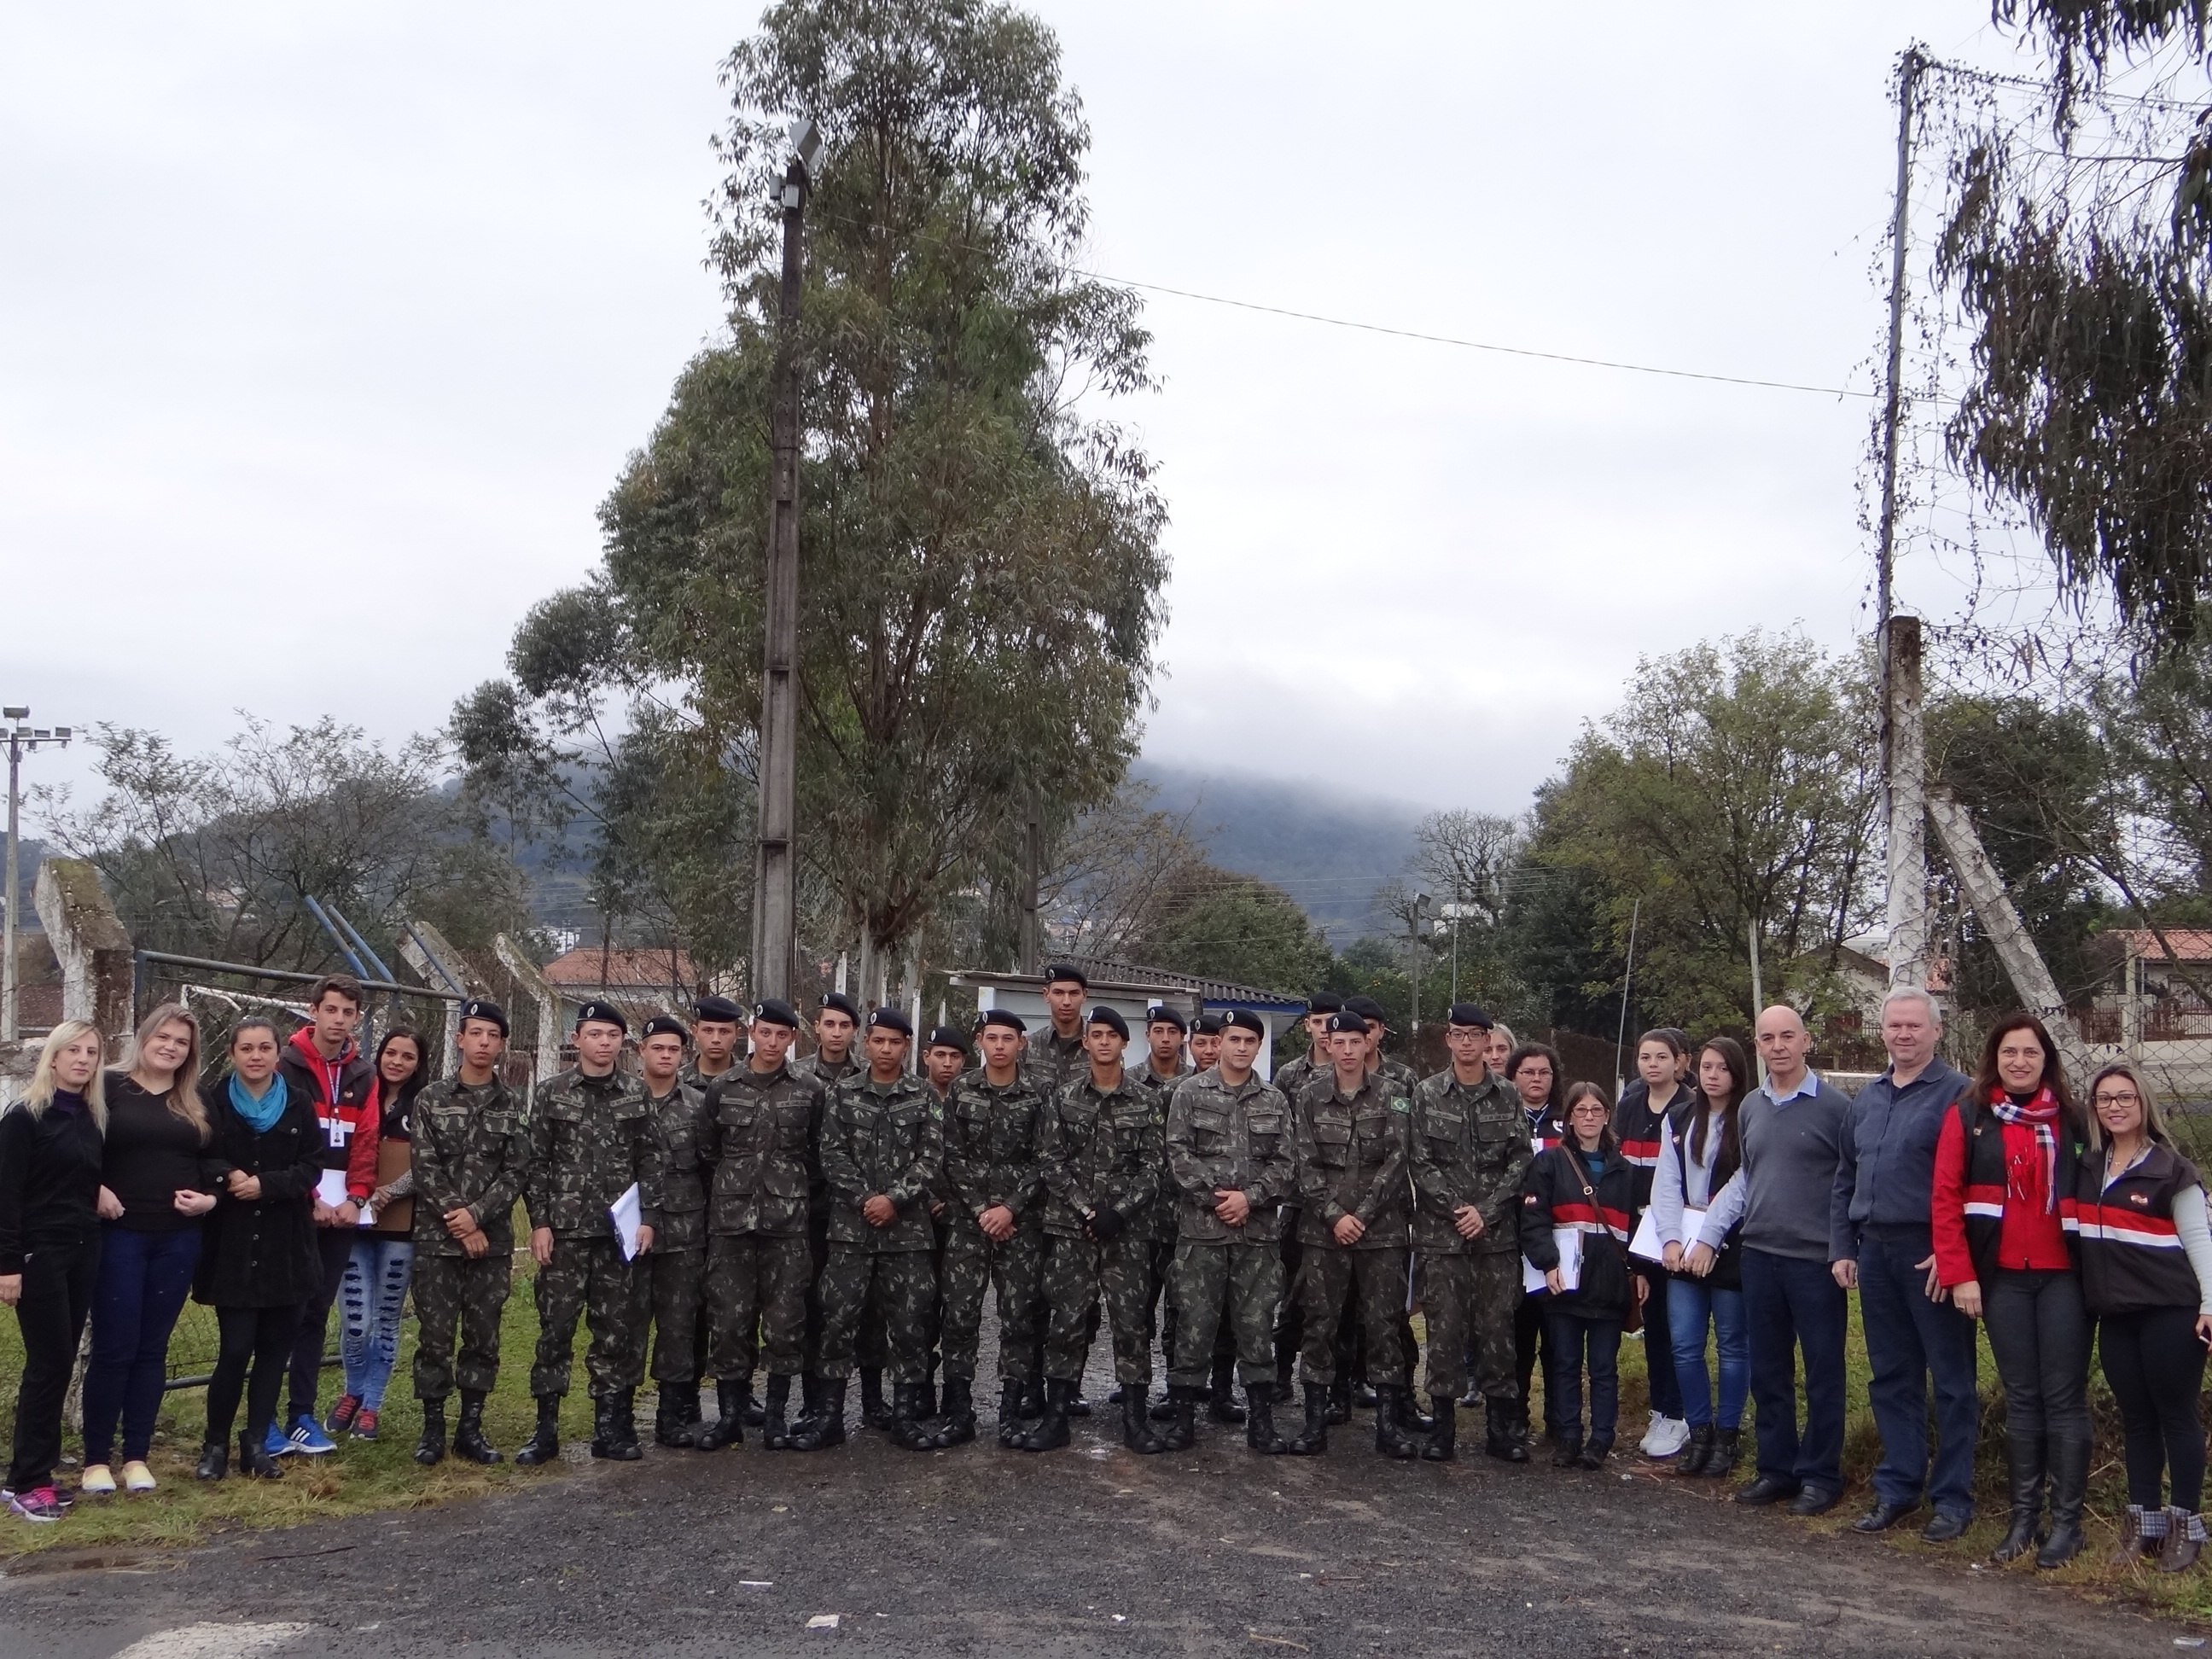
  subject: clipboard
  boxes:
[609,1183,645,1260]
[1522,1226,1582,1294]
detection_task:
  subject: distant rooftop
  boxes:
[542,946,697,990]
[2116,929,2212,963]
[953,954,1305,1010]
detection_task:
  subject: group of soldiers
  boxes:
[400,962,1543,1469]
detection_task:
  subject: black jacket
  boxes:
[194,1074,323,1308]
[0,1094,104,1273]
[1521,1142,1636,1318]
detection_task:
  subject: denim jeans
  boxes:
[1857,1223,1978,1516]
[83,1224,202,1465]
[1667,1274,1749,1430]
[341,1236,416,1412]
[1542,1307,1621,1447]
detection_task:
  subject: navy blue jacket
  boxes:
[1830,1057,1970,1254]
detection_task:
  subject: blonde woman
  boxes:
[81,1004,215,1496]
[0,1022,108,1522]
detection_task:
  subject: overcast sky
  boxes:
[4,1,2048,821]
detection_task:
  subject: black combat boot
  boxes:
[936,1377,977,1447]
[1374,1386,1420,1460]
[1395,1383,1433,1436]
[1421,1398,1456,1462]
[654,1383,692,1449]
[1208,1357,1246,1424]
[1993,1435,2046,1563]
[859,1368,893,1430]
[789,1377,848,1451]
[1353,1381,1379,1408]
[1121,1386,1166,1453]
[238,1429,284,1480]
[888,1382,934,1452]
[454,1389,500,1464]
[1150,1388,1179,1423]
[1244,1380,1287,1454]
[1327,1374,1352,1425]
[1287,1382,1330,1455]
[918,1365,939,1420]
[1484,1399,1528,1464]
[1068,1388,1093,1419]
[742,1375,766,1427]
[996,1381,1028,1447]
[760,1374,795,1450]
[414,1398,448,1467]
[698,1379,748,1451]
[1551,1429,1584,1469]
[1577,1435,1613,1470]
[1017,1376,1045,1421]
[1107,1382,1128,1405]
[592,1391,643,1461]
[2038,1435,2089,1569]
[1158,1384,1200,1452]
[195,1440,228,1481]
[1022,1377,1074,1452]
[515,1395,562,1466]
[1679,1422,1714,1477]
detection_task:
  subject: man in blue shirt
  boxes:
[1830,987,1976,1542]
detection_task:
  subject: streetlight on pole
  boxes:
[1407,892,1435,1050]
[749,117,823,1004]
[3,708,72,1044]
[1439,899,1477,1006]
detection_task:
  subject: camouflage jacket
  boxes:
[942,1068,1049,1229]
[1023,1026,1088,1096]
[1408,1066,1533,1256]
[523,1068,663,1239]
[1132,1060,1194,1241]
[1038,1068,1164,1240]
[699,1062,821,1239]
[408,1076,529,1257]
[1272,1049,1324,1106]
[679,1058,741,1094]
[1295,1068,1412,1249]
[818,1071,942,1253]
[642,1080,710,1253]
[1164,1068,1295,1245]
[792,1050,859,1090]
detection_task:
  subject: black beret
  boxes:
[694,995,745,1025]
[1192,1012,1225,1036]
[1343,995,1387,1026]
[753,998,801,1030]
[820,992,862,1023]
[1085,1005,1129,1039]
[1326,1010,1370,1035]
[1043,962,1089,988]
[979,1007,1027,1034]
[574,1000,628,1034]
[641,1015,690,1044]
[458,998,509,1037]
[1446,1002,1494,1029]
[925,1024,969,1052]
[1144,1003,1188,1033]
[867,1006,912,1037]
[1220,1009,1265,1036]
[1306,992,1344,1016]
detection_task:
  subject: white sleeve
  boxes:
[1650,1116,1686,1246]
[1697,1167,1748,1249]
[2174,1184,2212,1318]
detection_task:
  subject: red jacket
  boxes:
[278,1027,381,1205]
[1931,1102,2075,1286]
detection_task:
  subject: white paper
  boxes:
[317,1169,350,1210]
[1523,1226,1583,1295]
[1631,1203,1705,1262]
[609,1182,644,1261]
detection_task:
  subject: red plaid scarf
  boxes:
[1989,1086,2060,1215]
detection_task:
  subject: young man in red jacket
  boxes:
[272,975,381,1457]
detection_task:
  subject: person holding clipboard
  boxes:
[1520,1083,1636,1469]
[1649,1037,1750,1481]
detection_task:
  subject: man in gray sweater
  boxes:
[1690,1005,1853,1515]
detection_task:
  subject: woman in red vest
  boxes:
[2077,1061,2212,1572]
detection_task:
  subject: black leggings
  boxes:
[2099,1305,2209,1513]
[206,1304,304,1449]
[6,1235,100,1492]
[1982,1268,2093,1456]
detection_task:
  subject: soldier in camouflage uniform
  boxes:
[695,998,822,1451]
[1130,1004,1203,1418]
[1025,1006,1166,1452]
[936,1009,1047,1447]
[791,992,868,1420]
[1345,993,1422,1420]
[518,1002,665,1466]
[678,994,750,1419]
[1188,1011,1224,1074]
[918,1026,969,1418]
[1410,1003,1535,1463]
[1022,963,1093,1408]
[1161,1010,1295,1454]
[637,1016,711,1450]
[1290,1010,1419,1458]
[792,1007,942,1452]
[1271,993,1342,1396]
[409,999,528,1468]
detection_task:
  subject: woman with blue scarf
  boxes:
[194,1016,322,1480]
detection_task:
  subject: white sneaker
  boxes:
[79,1464,116,1495]
[121,1461,156,1493]
[1644,1414,1691,1458]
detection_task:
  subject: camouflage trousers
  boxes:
[648,1246,707,1384]
[1297,1247,1408,1385]
[816,1246,934,1382]
[1041,1231,1153,1387]
[1167,1241,1284,1389]
[530,1235,650,1400]
[706,1232,812,1381]
[410,1251,511,1400]
[1418,1250,1519,1402]
[938,1222,1043,1383]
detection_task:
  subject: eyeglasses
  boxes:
[2093,1091,2141,1108]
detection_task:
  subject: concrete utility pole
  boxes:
[3,708,73,1043]
[1019,808,1042,975]
[750,119,822,1004]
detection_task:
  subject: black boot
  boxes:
[1106,1382,1128,1405]
[454,1389,500,1464]
[195,1440,228,1481]
[1485,1400,1528,1464]
[238,1429,284,1480]
[414,1398,448,1466]
[888,1382,934,1452]
[1022,1377,1074,1451]
[1288,1381,1330,1455]
[684,1378,711,1439]
[1068,1388,1093,1418]
[1328,1374,1352,1425]
[742,1376,766,1427]
[789,1376,848,1451]
[1122,1386,1166,1453]
[1353,1381,1378,1408]
[936,1377,977,1447]
[1150,1389,1179,1422]
[1395,1385,1433,1435]
[1577,1435,1613,1470]
[917,1370,938,1420]
[698,1378,748,1451]
[1375,1386,1420,1460]
[1244,1380,1287,1454]
[2038,1435,2088,1569]
[592,1391,643,1461]
[655,1382,695,1449]
[1679,1422,1714,1477]
[1551,1430,1584,1469]
[760,1373,795,1450]
[859,1368,893,1430]
[1208,1358,1246,1424]
[1422,1398,1456,1462]
[515,1395,562,1466]
[1017,1377,1045,1421]
[1707,1427,1741,1479]
[1158,1383,1200,1452]
[1993,1435,2046,1563]
[996,1381,1028,1448]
